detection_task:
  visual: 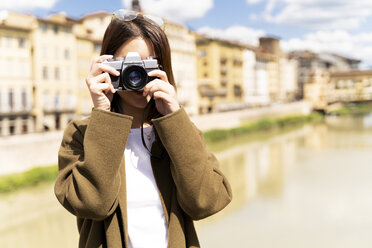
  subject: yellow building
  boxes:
[73,12,112,117]
[196,37,244,113]
[0,11,34,135]
[304,70,372,110]
[164,21,198,115]
[329,70,372,103]
[31,13,78,132]
[304,69,330,110]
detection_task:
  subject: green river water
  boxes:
[1,114,372,248]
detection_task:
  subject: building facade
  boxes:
[243,48,270,107]
[289,50,360,99]
[32,13,78,132]
[164,21,198,116]
[0,11,34,135]
[196,37,245,113]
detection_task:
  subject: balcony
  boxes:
[199,85,228,98]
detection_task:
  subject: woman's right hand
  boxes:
[85,55,120,111]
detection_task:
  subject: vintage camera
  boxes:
[102,52,159,91]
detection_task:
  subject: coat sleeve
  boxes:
[54,108,133,221]
[152,107,232,220]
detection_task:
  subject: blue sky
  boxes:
[1,0,372,68]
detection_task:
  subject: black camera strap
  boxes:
[141,97,155,155]
[111,92,153,155]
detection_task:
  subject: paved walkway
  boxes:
[190,101,312,131]
[0,101,312,175]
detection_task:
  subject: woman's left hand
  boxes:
[143,69,180,116]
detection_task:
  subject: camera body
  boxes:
[102,52,159,91]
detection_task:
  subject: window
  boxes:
[64,49,70,60]
[65,66,71,80]
[20,60,27,77]
[55,92,60,109]
[8,89,14,111]
[18,37,26,48]
[54,47,59,59]
[5,36,12,47]
[234,85,243,97]
[22,116,28,133]
[67,92,76,109]
[9,117,16,135]
[21,89,27,110]
[53,24,59,34]
[42,66,48,80]
[40,23,47,33]
[43,91,50,111]
[94,43,101,53]
[55,67,60,80]
[42,46,48,58]
[7,58,14,76]
[198,50,207,57]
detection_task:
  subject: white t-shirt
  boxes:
[125,126,168,248]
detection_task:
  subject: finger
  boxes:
[90,83,111,94]
[143,79,174,96]
[94,54,113,63]
[148,69,168,82]
[97,63,120,76]
[152,91,171,101]
[89,62,119,78]
[87,72,112,88]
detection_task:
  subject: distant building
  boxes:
[74,12,112,118]
[329,70,372,103]
[289,50,360,99]
[257,37,281,102]
[0,11,34,135]
[304,69,330,110]
[304,70,372,110]
[164,22,198,115]
[0,10,200,136]
[32,13,78,132]
[196,37,245,113]
[243,48,270,106]
[279,55,298,102]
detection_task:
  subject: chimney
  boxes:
[132,0,142,12]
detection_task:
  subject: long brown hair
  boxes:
[100,15,175,121]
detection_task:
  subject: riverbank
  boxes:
[0,108,322,194]
[0,166,57,193]
[326,102,372,116]
[203,112,323,144]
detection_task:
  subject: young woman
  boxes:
[54,9,232,248]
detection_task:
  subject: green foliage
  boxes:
[327,103,372,116]
[0,165,58,194]
[204,112,323,144]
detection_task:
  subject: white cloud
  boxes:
[197,25,266,46]
[246,0,264,3]
[0,0,58,11]
[122,0,213,23]
[247,0,372,30]
[281,30,372,68]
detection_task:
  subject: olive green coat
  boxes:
[54,107,232,248]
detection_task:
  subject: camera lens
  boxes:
[128,71,142,86]
[122,65,148,91]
